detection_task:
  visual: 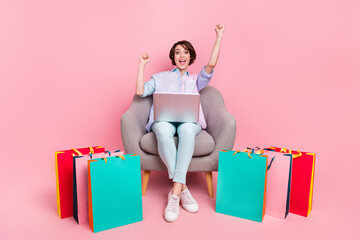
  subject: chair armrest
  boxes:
[202,107,236,171]
[206,106,236,151]
[121,95,151,154]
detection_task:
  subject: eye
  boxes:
[175,51,180,55]
[185,51,189,54]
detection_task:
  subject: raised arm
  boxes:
[204,24,226,74]
[136,54,150,96]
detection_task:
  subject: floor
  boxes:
[2,164,358,240]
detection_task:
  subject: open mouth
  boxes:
[179,59,186,65]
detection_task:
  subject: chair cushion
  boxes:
[140,130,215,157]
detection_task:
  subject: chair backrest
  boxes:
[199,86,226,120]
[129,94,153,128]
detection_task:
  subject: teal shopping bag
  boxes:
[88,154,143,232]
[216,150,268,222]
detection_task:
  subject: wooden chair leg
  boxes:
[142,170,151,196]
[205,171,214,198]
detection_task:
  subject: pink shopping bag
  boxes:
[263,149,293,219]
[73,150,124,224]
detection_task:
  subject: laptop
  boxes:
[153,92,200,123]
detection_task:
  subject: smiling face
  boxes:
[174,44,191,71]
[169,40,197,73]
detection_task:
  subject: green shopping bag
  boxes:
[88,154,143,232]
[216,150,268,222]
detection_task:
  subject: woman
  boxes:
[136,24,225,222]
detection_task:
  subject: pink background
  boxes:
[1,0,359,239]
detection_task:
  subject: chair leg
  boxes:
[205,171,214,198]
[142,170,151,196]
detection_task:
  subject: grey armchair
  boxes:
[121,86,236,197]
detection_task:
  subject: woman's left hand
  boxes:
[215,24,225,37]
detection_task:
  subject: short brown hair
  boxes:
[169,40,197,66]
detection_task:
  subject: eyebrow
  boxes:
[175,48,188,51]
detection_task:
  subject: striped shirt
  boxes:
[141,66,214,132]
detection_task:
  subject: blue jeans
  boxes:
[152,121,201,185]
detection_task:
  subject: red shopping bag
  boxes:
[55,146,105,219]
[268,146,315,217]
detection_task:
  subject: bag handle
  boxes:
[244,147,264,158]
[102,155,127,163]
[221,148,264,159]
[289,149,302,158]
[71,146,96,157]
[89,147,94,154]
[280,148,302,158]
[71,148,82,156]
[223,148,275,170]
[245,147,276,170]
[267,156,275,170]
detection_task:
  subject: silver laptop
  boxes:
[153,92,200,123]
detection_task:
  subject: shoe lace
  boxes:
[182,191,196,205]
[166,196,179,213]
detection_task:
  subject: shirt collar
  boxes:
[172,68,190,76]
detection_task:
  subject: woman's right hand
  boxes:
[136,54,149,95]
[140,53,150,65]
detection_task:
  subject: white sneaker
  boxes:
[180,188,199,213]
[164,191,180,222]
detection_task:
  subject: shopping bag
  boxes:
[88,154,143,232]
[216,149,268,222]
[252,148,293,219]
[55,146,105,219]
[73,150,124,224]
[268,146,315,217]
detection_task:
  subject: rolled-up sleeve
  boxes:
[141,76,156,97]
[197,66,214,91]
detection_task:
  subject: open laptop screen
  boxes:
[153,92,200,123]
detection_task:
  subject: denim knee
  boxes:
[177,122,201,137]
[152,121,176,139]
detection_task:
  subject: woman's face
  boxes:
[174,44,190,71]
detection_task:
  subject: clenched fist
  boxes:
[215,24,225,37]
[140,53,150,65]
